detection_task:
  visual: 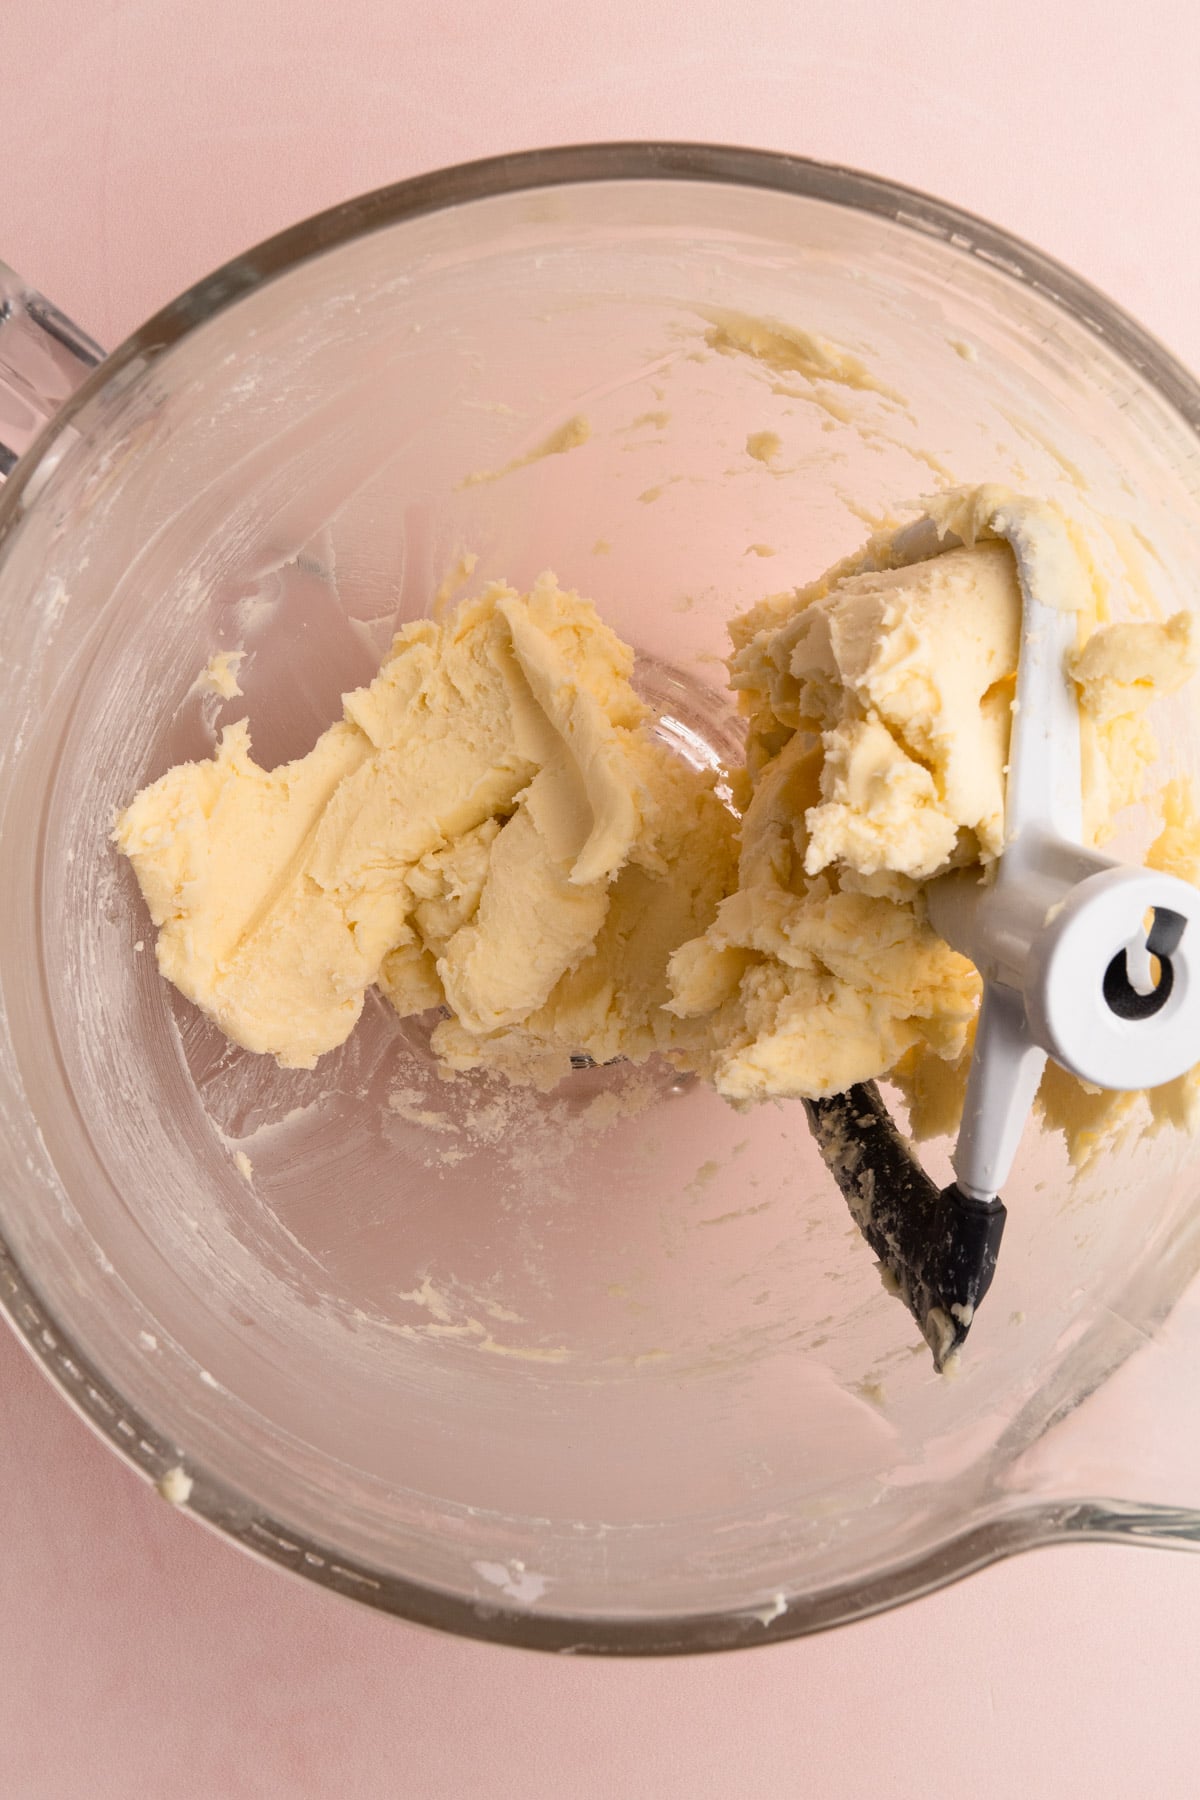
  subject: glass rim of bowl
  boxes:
[3,141,1200,1654]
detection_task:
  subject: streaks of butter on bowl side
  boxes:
[193,649,246,700]
[698,308,905,405]
[745,430,783,465]
[459,414,591,489]
[391,1272,568,1361]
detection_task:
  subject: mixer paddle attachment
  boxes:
[806,498,1200,1366]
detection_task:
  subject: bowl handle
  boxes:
[1000,1267,1200,1547]
[0,262,104,479]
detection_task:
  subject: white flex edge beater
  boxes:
[918,502,1200,1202]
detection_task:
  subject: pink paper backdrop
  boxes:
[2,2,1200,1794]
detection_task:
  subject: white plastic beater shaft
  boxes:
[920,506,1200,1200]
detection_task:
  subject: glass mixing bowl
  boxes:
[2,145,1199,1653]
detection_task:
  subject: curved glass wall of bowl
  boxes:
[1,147,1200,1654]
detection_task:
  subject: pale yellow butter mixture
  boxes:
[116,574,735,1087]
[115,489,1200,1144]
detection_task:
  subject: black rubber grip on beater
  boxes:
[803,1082,1007,1367]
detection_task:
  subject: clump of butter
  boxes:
[115,575,736,1078]
[664,542,1019,1100]
[666,498,1199,1109]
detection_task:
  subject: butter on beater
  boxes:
[666,494,1198,1109]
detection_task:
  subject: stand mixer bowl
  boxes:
[2,145,1199,1652]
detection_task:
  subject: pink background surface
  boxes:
[3,2,1200,1794]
